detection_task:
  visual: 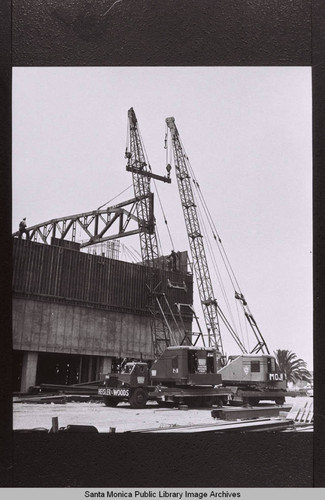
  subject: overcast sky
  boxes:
[12,67,312,369]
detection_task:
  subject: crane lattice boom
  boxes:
[166,117,224,355]
[126,108,159,265]
[166,116,269,356]
[126,108,175,357]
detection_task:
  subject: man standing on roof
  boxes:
[169,250,178,271]
[18,218,29,239]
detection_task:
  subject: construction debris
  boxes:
[285,399,313,426]
[13,394,99,404]
[127,418,295,433]
[211,406,286,421]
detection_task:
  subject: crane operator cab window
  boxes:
[251,360,260,372]
[122,363,135,374]
[267,357,276,373]
[206,352,215,373]
[137,365,146,374]
[188,351,198,373]
[188,350,215,374]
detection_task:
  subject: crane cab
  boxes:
[150,346,222,386]
[218,354,286,390]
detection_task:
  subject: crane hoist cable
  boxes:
[129,121,175,255]
[130,245,142,261]
[193,176,243,295]
[135,125,171,258]
[194,188,229,308]
[191,178,239,327]
[193,179,242,340]
[138,127,153,172]
[190,167,268,352]
[155,220,164,258]
[97,184,133,210]
[165,123,172,165]
[165,117,268,355]
[152,177,175,253]
[121,243,141,263]
[185,153,238,286]
[182,138,268,355]
[189,160,265,352]
[234,291,248,351]
[176,135,240,323]
[140,126,176,255]
[187,159,241,293]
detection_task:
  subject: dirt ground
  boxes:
[12,397,302,433]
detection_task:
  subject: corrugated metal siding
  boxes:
[13,239,193,318]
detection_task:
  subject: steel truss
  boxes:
[12,196,149,248]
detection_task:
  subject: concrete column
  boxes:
[98,356,113,379]
[88,356,93,382]
[20,351,38,393]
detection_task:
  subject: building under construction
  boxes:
[12,237,193,392]
[12,107,196,393]
[12,108,279,399]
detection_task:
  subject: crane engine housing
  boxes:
[150,346,222,386]
[218,354,288,405]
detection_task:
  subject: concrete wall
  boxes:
[13,297,191,360]
[12,239,194,390]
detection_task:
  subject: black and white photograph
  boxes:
[12,66,313,435]
[2,0,325,492]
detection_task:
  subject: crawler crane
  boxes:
[98,109,231,408]
[165,116,293,405]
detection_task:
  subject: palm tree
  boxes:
[274,349,312,384]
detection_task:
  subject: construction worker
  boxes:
[170,250,178,271]
[18,218,29,239]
